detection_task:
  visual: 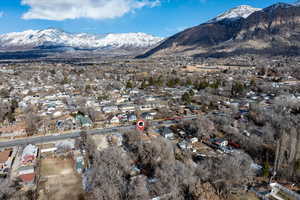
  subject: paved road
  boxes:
[0,116,197,148]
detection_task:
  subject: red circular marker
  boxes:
[136,120,145,131]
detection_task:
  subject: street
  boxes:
[0,116,197,148]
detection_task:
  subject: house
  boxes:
[102,106,118,113]
[211,138,228,147]
[177,141,192,150]
[75,114,93,127]
[161,127,175,140]
[116,97,127,103]
[127,113,137,122]
[109,116,120,124]
[117,113,128,122]
[190,137,198,144]
[268,183,300,200]
[119,104,135,112]
[144,96,156,102]
[130,89,140,94]
[21,144,38,166]
[141,112,154,120]
[187,105,201,112]
[139,104,153,111]
[56,118,75,130]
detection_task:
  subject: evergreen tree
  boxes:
[126,81,133,89]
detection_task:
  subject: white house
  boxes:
[119,105,135,112]
[109,116,120,124]
[102,106,118,113]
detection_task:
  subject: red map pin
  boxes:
[136,120,145,131]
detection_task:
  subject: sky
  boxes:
[0,0,296,37]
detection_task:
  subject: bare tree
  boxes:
[89,147,131,200]
[127,175,150,200]
[25,112,41,136]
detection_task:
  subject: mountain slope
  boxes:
[138,3,300,58]
[0,29,163,50]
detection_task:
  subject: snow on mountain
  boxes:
[0,28,163,49]
[208,5,261,23]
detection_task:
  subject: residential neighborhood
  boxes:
[1,1,300,199]
[0,54,299,200]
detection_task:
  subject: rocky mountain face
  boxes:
[236,3,300,40]
[138,3,300,58]
[0,29,163,51]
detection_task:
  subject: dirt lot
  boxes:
[231,192,260,200]
[38,157,84,200]
[182,65,253,73]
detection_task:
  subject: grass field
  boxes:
[38,158,84,200]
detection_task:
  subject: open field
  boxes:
[38,157,84,200]
[181,65,254,73]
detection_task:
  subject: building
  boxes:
[161,127,175,140]
[141,112,154,120]
[119,104,135,112]
[21,144,38,166]
[75,114,93,127]
[102,106,118,113]
[139,104,153,111]
[190,137,199,144]
[267,183,300,200]
[127,113,137,122]
[0,149,14,174]
[109,116,120,124]
[211,138,228,147]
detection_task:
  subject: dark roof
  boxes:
[162,127,173,135]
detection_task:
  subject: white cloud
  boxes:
[0,12,4,18]
[21,0,160,20]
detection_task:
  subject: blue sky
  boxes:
[0,0,295,37]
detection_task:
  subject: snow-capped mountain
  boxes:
[0,28,163,50]
[139,2,300,58]
[208,5,261,23]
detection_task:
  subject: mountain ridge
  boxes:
[0,28,163,51]
[138,2,300,58]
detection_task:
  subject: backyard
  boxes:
[38,157,84,200]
